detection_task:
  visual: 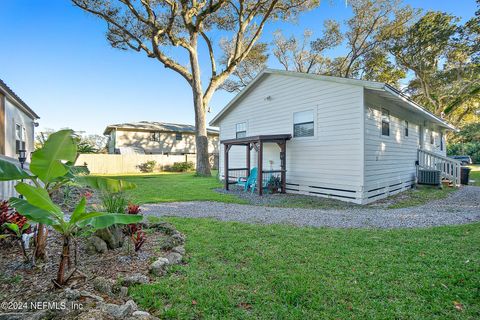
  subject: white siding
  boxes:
[218,74,365,203]
[4,98,35,158]
[363,91,446,202]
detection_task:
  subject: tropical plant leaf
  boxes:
[9,197,58,225]
[15,183,63,218]
[3,222,20,236]
[77,176,137,193]
[30,129,77,183]
[79,213,142,229]
[69,197,87,225]
[0,159,33,181]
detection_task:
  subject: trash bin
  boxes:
[460,167,471,185]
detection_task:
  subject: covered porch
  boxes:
[222,134,291,195]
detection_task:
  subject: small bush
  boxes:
[137,160,157,173]
[125,203,145,252]
[101,192,129,214]
[171,161,195,172]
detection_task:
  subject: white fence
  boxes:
[75,154,198,175]
[0,155,30,200]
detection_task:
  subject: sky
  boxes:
[0,0,477,135]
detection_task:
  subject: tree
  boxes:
[390,10,480,125]
[72,0,318,176]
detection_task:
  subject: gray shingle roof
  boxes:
[0,79,40,119]
[104,121,219,135]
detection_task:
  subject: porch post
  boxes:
[246,143,251,176]
[280,142,286,193]
[224,144,230,190]
[257,141,263,196]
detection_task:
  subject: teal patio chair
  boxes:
[236,167,257,191]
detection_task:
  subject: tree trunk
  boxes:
[190,38,211,177]
[56,235,70,285]
[35,224,48,260]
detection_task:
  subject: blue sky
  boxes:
[0,0,476,135]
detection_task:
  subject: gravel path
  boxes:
[142,186,480,229]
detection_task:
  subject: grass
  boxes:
[468,165,480,186]
[107,171,246,204]
[104,170,462,208]
[131,218,480,319]
[380,186,457,209]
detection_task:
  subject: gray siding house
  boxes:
[210,69,458,204]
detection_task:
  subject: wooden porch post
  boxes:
[224,144,230,190]
[257,141,263,196]
[280,142,286,193]
[246,143,251,176]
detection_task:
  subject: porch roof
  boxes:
[221,134,292,146]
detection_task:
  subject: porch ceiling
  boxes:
[221,134,292,146]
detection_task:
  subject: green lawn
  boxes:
[468,165,480,186]
[131,218,480,319]
[108,171,246,204]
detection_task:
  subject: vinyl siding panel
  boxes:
[218,74,364,203]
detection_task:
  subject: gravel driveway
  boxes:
[142,186,480,229]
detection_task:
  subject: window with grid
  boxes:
[293,110,314,137]
[236,122,246,138]
[15,124,25,154]
[381,109,390,136]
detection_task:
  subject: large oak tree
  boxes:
[72,0,317,176]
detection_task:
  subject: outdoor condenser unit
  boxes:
[417,169,441,186]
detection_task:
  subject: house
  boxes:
[210,69,459,204]
[104,121,219,156]
[1,79,40,199]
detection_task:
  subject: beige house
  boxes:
[104,121,219,156]
[1,79,40,200]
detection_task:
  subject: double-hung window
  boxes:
[236,122,246,138]
[404,121,409,137]
[293,110,314,138]
[381,109,390,136]
[15,124,25,154]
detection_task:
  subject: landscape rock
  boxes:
[93,276,114,295]
[96,226,124,249]
[119,286,129,298]
[149,257,169,275]
[76,309,110,320]
[122,273,149,286]
[100,300,137,319]
[172,246,185,255]
[133,310,159,319]
[171,232,185,244]
[87,236,108,254]
[147,222,176,235]
[165,252,182,265]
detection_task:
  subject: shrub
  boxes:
[101,192,129,214]
[137,160,157,173]
[267,176,282,194]
[171,161,195,172]
[0,201,31,235]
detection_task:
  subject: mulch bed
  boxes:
[0,226,172,305]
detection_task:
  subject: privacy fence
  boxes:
[75,153,218,175]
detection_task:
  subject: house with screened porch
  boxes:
[210,69,460,204]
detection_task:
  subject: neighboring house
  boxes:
[104,121,219,156]
[0,79,40,200]
[210,69,458,204]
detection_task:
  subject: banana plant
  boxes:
[10,182,142,285]
[0,129,137,260]
[2,222,31,262]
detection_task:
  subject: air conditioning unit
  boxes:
[417,169,441,186]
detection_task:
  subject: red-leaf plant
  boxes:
[0,200,31,234]
[125,203,146,252]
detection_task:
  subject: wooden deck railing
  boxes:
[417,149,461,186]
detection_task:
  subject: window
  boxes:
[404,121,409,137]
[236,122,246,138]
[430,131,434,144]
[293,110,314,137]
[15,124,25,154]
[150,132,160,142]
[175,132,183,141]
[440,132,443,151]
[381,109,390,136]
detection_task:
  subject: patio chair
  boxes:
[250,172,273,194]
[236,167,257,191]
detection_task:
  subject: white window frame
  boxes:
[381,108,390,137]
[235,122,247,139]
[404,120,409,137]
[293,109,316,139]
